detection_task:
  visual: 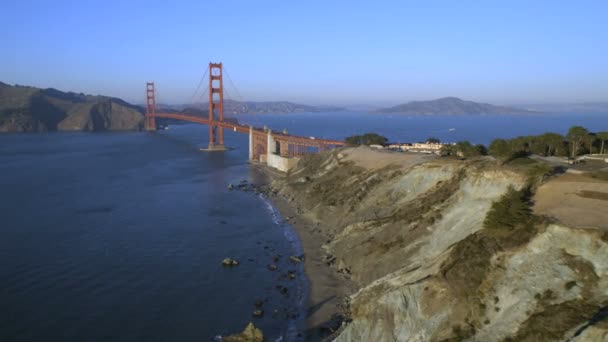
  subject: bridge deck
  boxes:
[153,113,345,147]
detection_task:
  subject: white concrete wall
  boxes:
[267,130,276,155]
[267,153,299,172]
[249,126,253,160]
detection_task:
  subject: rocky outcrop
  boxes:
[271,148,608,341]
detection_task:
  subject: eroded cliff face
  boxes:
[57,100,143,132]
[272,147,608,341]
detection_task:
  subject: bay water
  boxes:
[0,112,606,341]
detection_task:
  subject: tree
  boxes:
[344,133,388,146]
[540,132,565,156]
[484,187,532,230]
[455,141,484,158]
[584,133,598,154]
[488,139,511,160]
[440,144,456,156]
[475,144,488,156]
[345,135,362,146]
[567,126,589,157]
[427,137,441,144]
[597,132,608,155]
[509,136,530,155]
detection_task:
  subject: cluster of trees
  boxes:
[488,126,608,161]
[440,141,487,158]
[441,126,608,161]
[343,127,608,162]
[345,133,388,146]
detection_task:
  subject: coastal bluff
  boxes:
[271,146,608,341]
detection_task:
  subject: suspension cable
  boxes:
[223,66,262,128]
[189,68,209,105]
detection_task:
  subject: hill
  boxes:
[0,82,144,132]
[186,99,345,115]
[376,97,535,115]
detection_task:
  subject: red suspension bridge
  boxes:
[144,63,345,166]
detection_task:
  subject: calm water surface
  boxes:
[0,112,606,341]
[0,127,305,341]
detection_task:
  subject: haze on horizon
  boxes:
[2,0,607,107]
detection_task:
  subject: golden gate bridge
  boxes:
[143,63,345,168]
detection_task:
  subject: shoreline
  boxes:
[253,164,356,341]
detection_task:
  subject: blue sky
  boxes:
[2,1,607,105]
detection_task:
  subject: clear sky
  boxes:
[2,0,607,105]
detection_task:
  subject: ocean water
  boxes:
[0,128,306,342]
[0,111,606,341]
[234,111,608,145]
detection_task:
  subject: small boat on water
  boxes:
[448,128,456,132]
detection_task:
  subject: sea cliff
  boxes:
[270,147,608,341]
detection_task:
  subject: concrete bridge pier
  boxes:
[267,129,277,155]
[248,126,254,160]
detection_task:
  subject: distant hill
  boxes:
[184,99,346,115]
[375,97,535,115]
[0,82,144,132]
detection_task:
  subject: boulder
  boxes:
[289,255,303,263]
[222,258,240,267]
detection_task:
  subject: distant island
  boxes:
[375,97,536,115]
[0,82,144,133]
[182,100,346,115]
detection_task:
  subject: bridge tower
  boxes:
[207,62,225,150]
[145,82,157,131]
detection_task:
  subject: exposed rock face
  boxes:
[271,148,608,341]
[57,100,143,131]
[0,82,144,132]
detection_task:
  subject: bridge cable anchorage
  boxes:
[223,66,262,129]
[189,68,209,105]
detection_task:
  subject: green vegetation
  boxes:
[566,126,589,158]
[440,140,487,158]
[596,132,608,154]
[426,137,441,143]
[345,133,388,146]
[484,125,606,163]
[484,187,533,230]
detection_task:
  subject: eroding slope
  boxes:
[272,147,608,341]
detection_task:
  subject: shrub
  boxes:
[484,187,532,230]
